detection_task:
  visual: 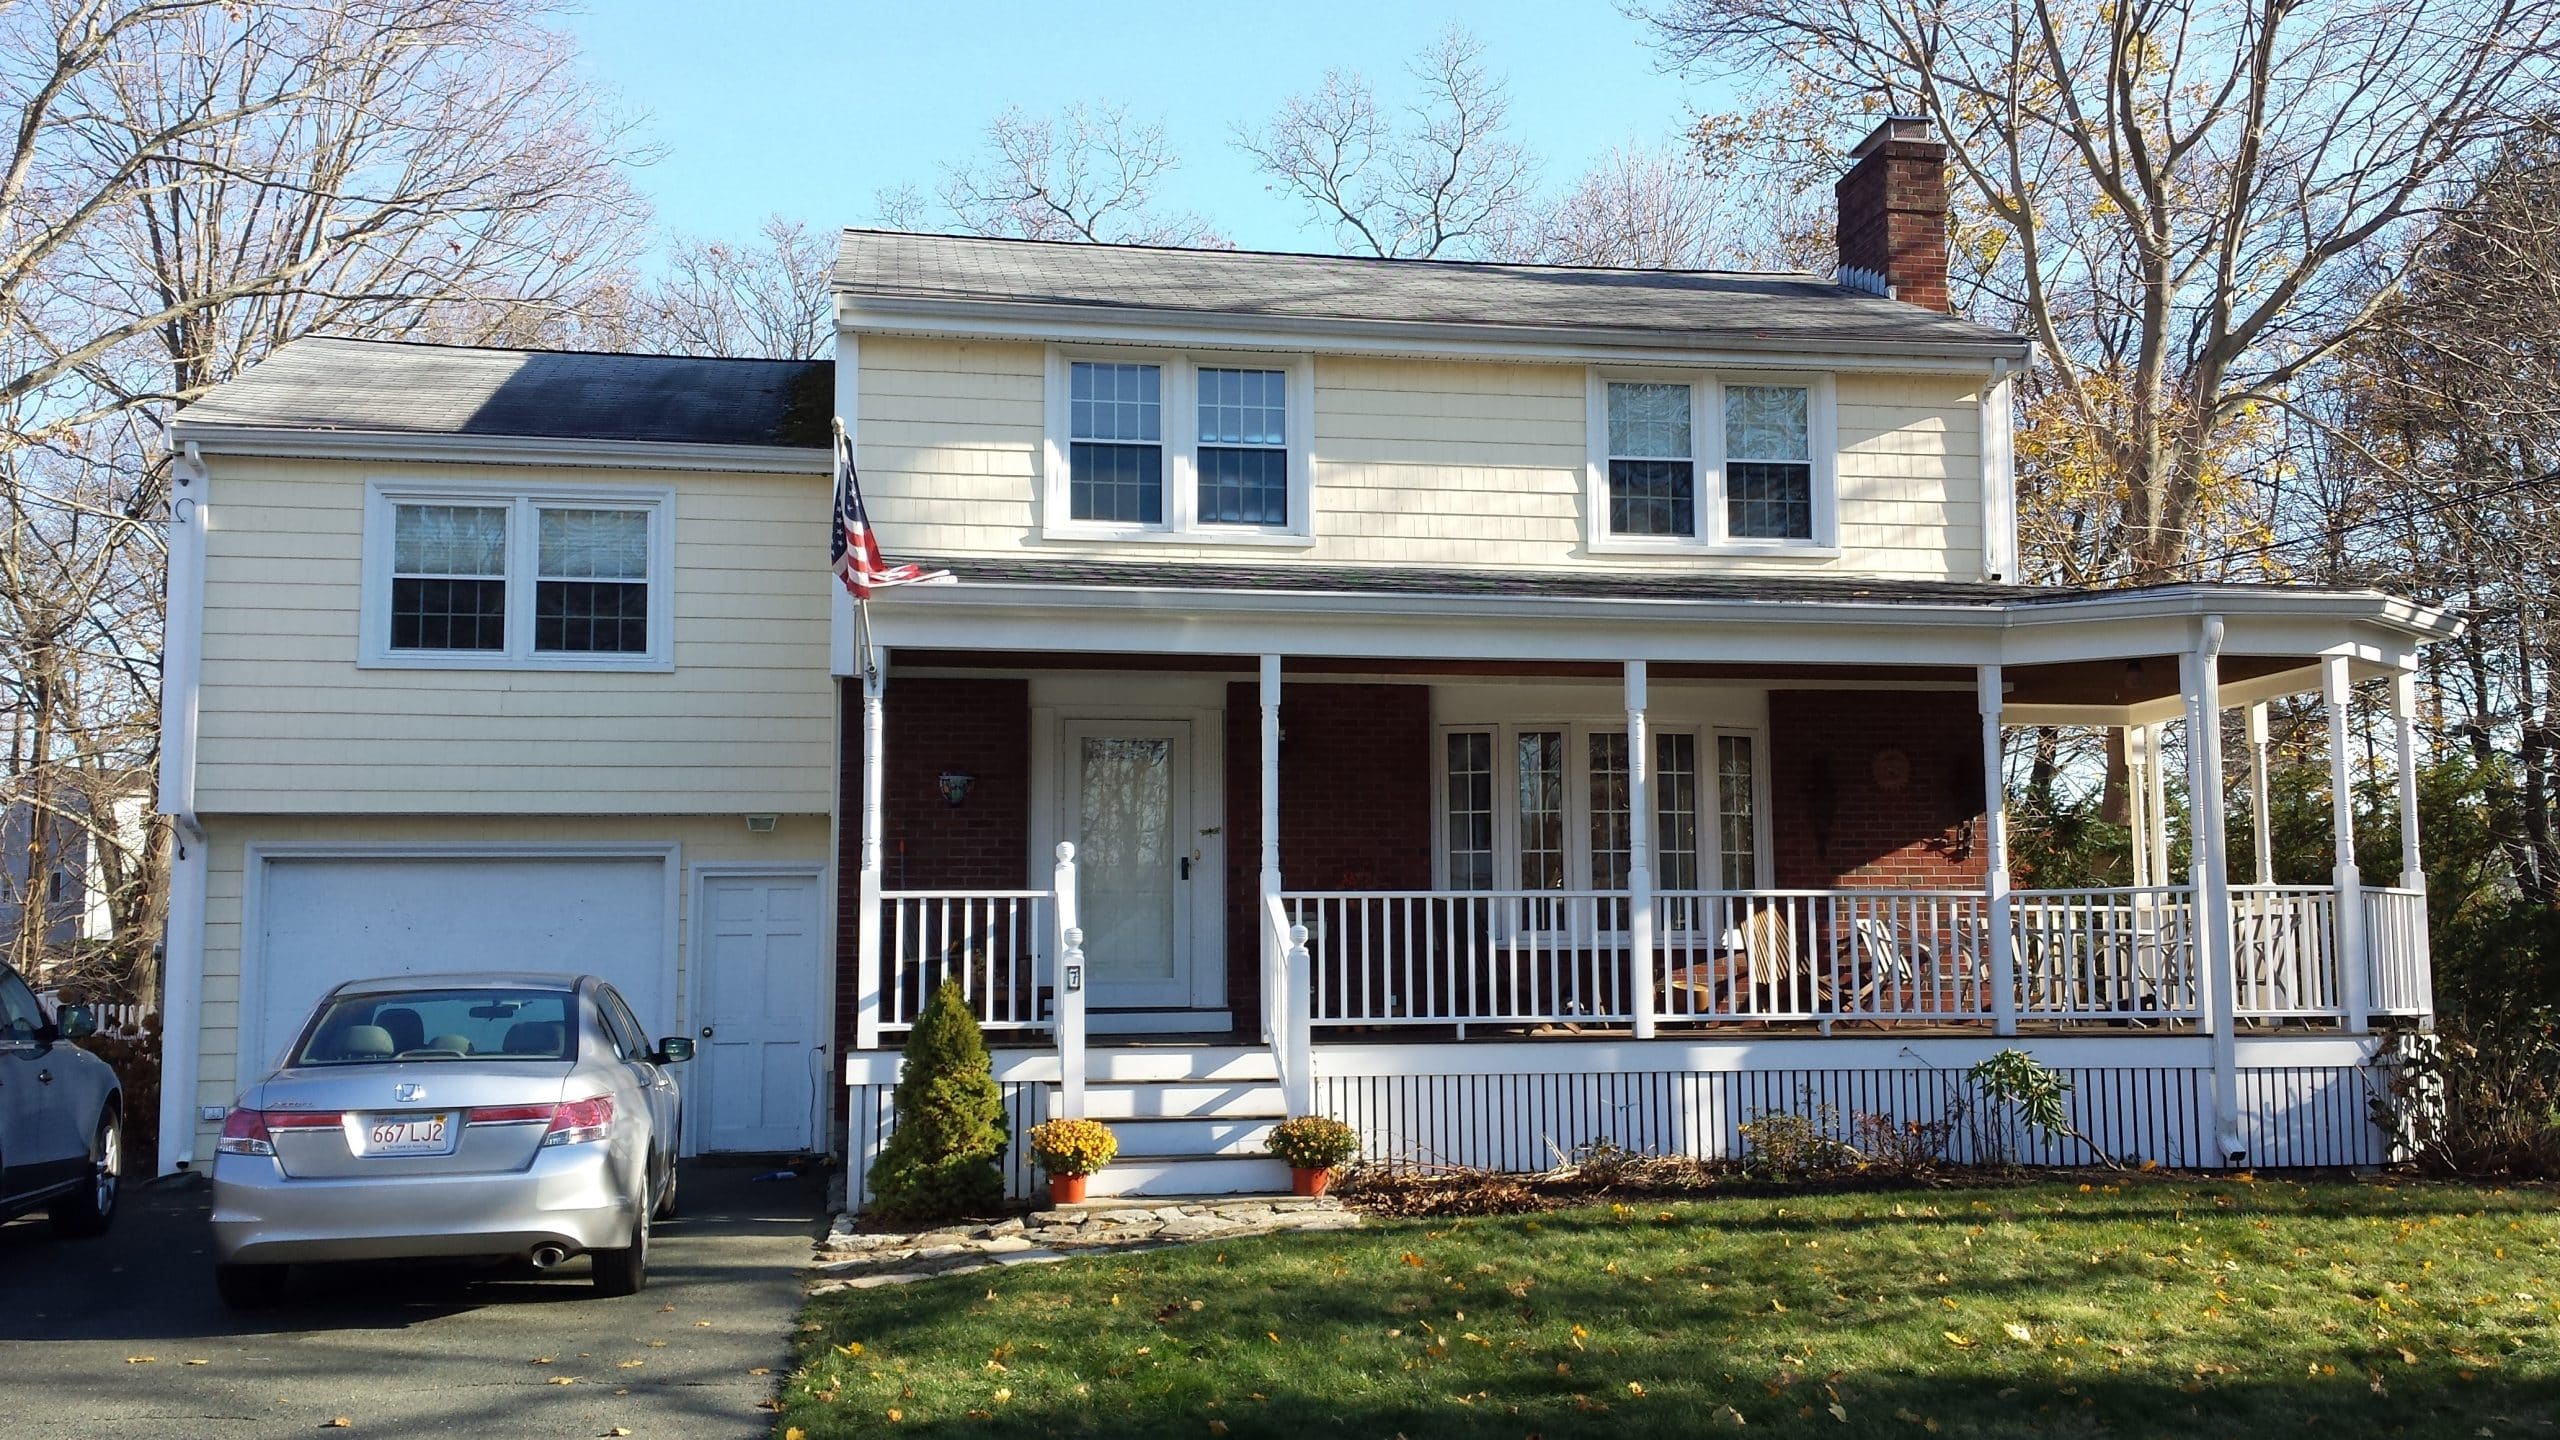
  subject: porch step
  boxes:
[1106,1117,1280,1160]
[1082,1045,1276,1084]
[1080,1082,1290,1121]
[1085,1154,1293,1199]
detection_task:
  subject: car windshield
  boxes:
[293,988,577,1065]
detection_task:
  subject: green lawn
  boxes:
[782,1177,2560,1438]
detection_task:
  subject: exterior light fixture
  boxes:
[938,772,975,808]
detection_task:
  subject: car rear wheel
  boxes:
[48,1108,120,1237]
[216,1262,290,1310]
[591,1199,648,1296]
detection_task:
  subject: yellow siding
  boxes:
[188,813,829,1152]
[855,336,1987,578]
[196,456,834,813]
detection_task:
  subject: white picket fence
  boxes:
[31,991,149,1034]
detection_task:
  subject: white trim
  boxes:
[358,478,676,672]
[169,423,828,475]
[1584,368,1840,557]
[1979,366,2018,581]
[158,445,210,1174]
[1039,345,1317,546]
[685,862,830,1158]
[237,841,683,1089]
[839,303,2032,372]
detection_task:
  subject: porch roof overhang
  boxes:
[835,559,2457,721]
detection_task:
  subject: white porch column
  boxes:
[1625,661,1658,1039]
[854,645,887,1053]
[1978,665,2018,1036]
[2126,727,2153,888]
[2393,671,2425,888]
[1054,843,1086,1119]
[2182,621,2242,1162]
[2324,655,2370,1035]
[2247,702,2275,885]
[1259,655,1284,1045]
[2145,722,2171,882]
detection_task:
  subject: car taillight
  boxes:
[217,1107,343,1156]
[466,1103,557,1126]
[542,1095,614,1147]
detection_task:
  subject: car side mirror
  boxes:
[58,1005,97,1040]
[654,1036,694,1064]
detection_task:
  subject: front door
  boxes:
[1064,721,1195,1010]
[692,871,824,1154]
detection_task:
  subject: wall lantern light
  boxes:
[938,771,976,808]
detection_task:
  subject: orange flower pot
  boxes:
[1049,1173,1089,1204]
[1289,1166,1333,1198]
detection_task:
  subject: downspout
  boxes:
[158,442,210,1174]
[1980,357,2018,583]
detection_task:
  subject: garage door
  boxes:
[248,854,672,1075]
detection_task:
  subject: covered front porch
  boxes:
[835,565,2448,1184]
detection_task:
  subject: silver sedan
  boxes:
[209,972,689,1308]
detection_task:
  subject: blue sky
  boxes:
[563,1,1730,256]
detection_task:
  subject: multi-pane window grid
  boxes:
[1195,367,1289,526]
[1605,382,1695,537]
[1444,733,1495,890]
[535,508,650,654]
[1068,361,1163,524]
[390,504,506,651]
[1724,384,1814,541]
[1443,727,1750,908]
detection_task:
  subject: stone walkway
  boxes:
[810,1196,1361,1294]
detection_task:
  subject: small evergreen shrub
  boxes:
[1265,1115,1359,1171]
[1026,1117,1118,1176]
[865,982,1007,1220]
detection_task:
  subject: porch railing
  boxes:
[2230,883,2341,1020]
[2007,886,2202,1021]
[1654,889,1994,1023]
[878,889,1055,1032]
[2363,885,2432,1019]
[1287,890,1635,1029]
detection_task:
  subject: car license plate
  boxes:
[359,1111,456,1156]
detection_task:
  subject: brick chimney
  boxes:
[1835,115,1950,312]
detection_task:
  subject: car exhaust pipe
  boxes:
[528,1244,569,1270]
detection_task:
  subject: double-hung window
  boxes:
[1588,370,1835,553]
[1437,722,1765,907]
[363,482,673,670]
[1046,349,1313,543]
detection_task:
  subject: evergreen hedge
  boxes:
[864,981,1008,1220]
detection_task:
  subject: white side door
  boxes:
[1062,721,1195,1010]
[691,871,824,1154]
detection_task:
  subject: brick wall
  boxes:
[1222,682,1435,1031]
[1767,689,1989,888]
[832,676,1030,1089]
[1834,125,1951,313]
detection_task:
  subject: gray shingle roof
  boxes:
[836,230,2029,359]
[175,337,833,449]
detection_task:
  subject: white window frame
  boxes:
[1584,367,1839,557]
[1430,720,1774,903]
[359,479,676,672]
[1041,345,1316,546]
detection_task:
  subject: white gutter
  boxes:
[866,574,2462,642]
[157,442,210,1175]
[166,423,830,476]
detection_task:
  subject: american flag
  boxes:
[831,422,949,598]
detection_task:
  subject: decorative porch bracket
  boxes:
[1053,843,1085,1118]
[2323,656,2371,1036]
[1978,665,2018,1036]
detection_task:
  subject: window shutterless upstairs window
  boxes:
[362,482,672,671]
[1044,348,1314,544]
[1585,370,1836,555]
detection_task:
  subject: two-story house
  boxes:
[159,120,2450,1194]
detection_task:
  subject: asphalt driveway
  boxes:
[0,1159,827,1439]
